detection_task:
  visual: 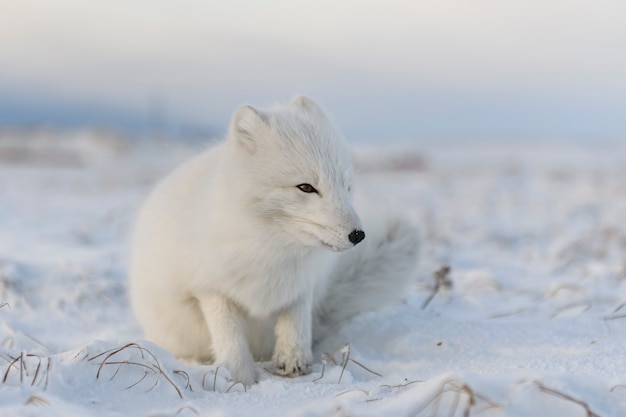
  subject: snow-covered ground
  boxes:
[2,133,626,416]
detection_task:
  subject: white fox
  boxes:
[130,97,418,384]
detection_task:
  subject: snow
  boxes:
[3,134,626,416]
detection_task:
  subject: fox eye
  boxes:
[296,183,318,194]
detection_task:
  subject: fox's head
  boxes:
[226,96,364,252]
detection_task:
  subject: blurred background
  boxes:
[1,0,625,144]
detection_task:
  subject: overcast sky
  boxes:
[1,0,625,142]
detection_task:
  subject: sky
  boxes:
[1,0,626,143]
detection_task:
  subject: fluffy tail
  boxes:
[313,213,419,343]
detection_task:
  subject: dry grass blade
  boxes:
[338,344,351,384]
[447,389,460,417]
[430,387,443,417]
[43,357,52,390]
[174,370,193,391]
[406,383,450,417]
[176,405,200,415]
[603,313,626,321]
[1,352,50,389]
[89,343,183,399]
[24,395,51,406]
[201,371,209,390]
[146,377,160,393]
[323,351,339,366]
[201,366,222,392]
[349,358,382,378]
[89,343,146,378]
[333,380,426,405]
[612,303,626,314]
[459,384,476,417]
[19,352,24,383]
[404,379,497,417]
[0,353,12,366]
[471,391,500,415]
[314,345,381,383]
[334,388,369,398]
[609,384,626,402]
[2,354,22,383]
[29,354,42,386]
[100,360,158,378]
[536,382,600,417]
[422,266,452,310]
[312,355,328,382]
[155,366,184,398]
[226,381,247,393]
[550,302,591,318]
[109,362,124,381]
[127,371,149,390]
[380,379,424,390]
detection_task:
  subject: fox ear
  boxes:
[230,105,268,154]
[291,96,325,117]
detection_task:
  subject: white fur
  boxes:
[129,96,418,385]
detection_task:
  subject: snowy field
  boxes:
[2,133,626,416]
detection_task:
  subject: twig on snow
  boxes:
[422,266,452,310]
[88,342,183,399]
[535,382,600,417]
[314,344,382,383]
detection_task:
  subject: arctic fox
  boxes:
[130,97,418,385]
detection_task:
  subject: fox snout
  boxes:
[348,229,365,245]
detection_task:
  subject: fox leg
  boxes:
[197,292,257,385]
[272,292,313,376]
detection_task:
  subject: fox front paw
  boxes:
[229,364,257,386]
[272,347,312,377]
[218,355,257,386]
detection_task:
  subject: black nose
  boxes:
[348,229,365,245]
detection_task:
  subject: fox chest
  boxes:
[201,248,332,317]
